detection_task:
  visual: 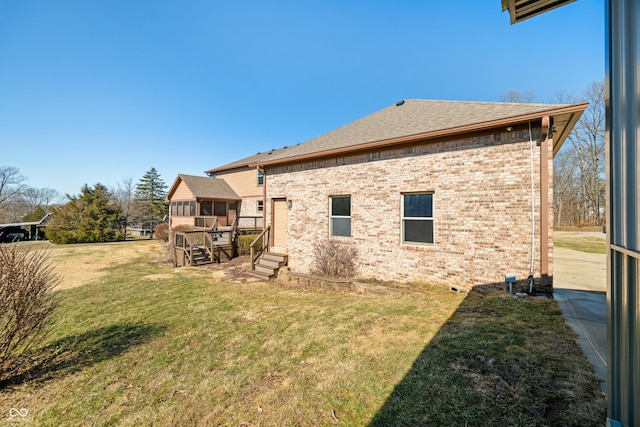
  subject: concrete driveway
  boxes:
[553,231,607,395]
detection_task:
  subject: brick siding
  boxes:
[264,126,554,289]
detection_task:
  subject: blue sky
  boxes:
[0,0,604,197]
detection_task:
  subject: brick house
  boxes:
[199,99,587,291]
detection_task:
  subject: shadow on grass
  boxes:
[368,282,607,426]
[0,323,165,390]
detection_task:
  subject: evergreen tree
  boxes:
[46,184,125,244]
[22,206,47,222]
[134,167,168,237]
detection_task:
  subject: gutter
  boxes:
[206,104,588,174]
[247,104,589,169]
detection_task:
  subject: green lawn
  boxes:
[0,241,606,426]
[555,233,607,254]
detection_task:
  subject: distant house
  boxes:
[166,174,243,229]
[165,173,263,265]
[0,213,52,242]
[201,99,586,292]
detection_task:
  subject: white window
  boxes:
[402,193,434,244]
[330,196,351,237]
[257,200,264,212]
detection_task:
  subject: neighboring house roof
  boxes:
[206,99,587,174]
[0,213,52,229]
[166,174,240,201]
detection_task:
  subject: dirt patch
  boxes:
[201,255,264,283]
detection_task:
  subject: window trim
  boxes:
[401,192,434,245]
[329,195,351,238]
[171,200,197,217]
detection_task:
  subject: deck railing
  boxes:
[249,226,270,271]
[194,216,218,229]
[237,216,263,232]
[173,216,264,266]
[193,215,262,232]
[174,231,194,266]
[174,229,234,266]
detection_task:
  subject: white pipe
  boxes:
[528,122,535,291]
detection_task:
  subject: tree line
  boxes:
[0,166,168,243]
[0,166,61,224]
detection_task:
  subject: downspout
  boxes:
[539,116,551,291]
[528,122,536,293]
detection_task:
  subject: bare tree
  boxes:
[19,187,61,217]
[0,166,26,209]
[499,90,537,103]
[565,81,606,225]
[502,84,605,227]
[553,148,580,226]
[110,177,136,233]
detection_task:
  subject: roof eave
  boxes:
[248,103,588,168]
[503,0,578,24]
[551,107,586,156]
[205,164,257,175]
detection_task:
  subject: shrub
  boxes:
[312,239,358,278]
[237,234,260,256]
[154,223,169,242]
[0,245,60,378]
[46,184,125,244]
[171,224,193,233]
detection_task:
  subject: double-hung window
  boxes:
[330,196,351,237]
[402,193,434,244]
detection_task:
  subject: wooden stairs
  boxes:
[191,246,211,265]
[250,252,288,280]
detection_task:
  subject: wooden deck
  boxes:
[173,216,264,267]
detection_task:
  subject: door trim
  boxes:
[271,198,288,248]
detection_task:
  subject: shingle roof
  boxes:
[166,174,240,200]
[207,99,587,173]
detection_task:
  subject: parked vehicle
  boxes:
[0,228,28,243]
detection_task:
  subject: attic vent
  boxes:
[396,100,405,106]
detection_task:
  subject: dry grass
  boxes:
[17,240,164,290]
[0,241,606,426]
